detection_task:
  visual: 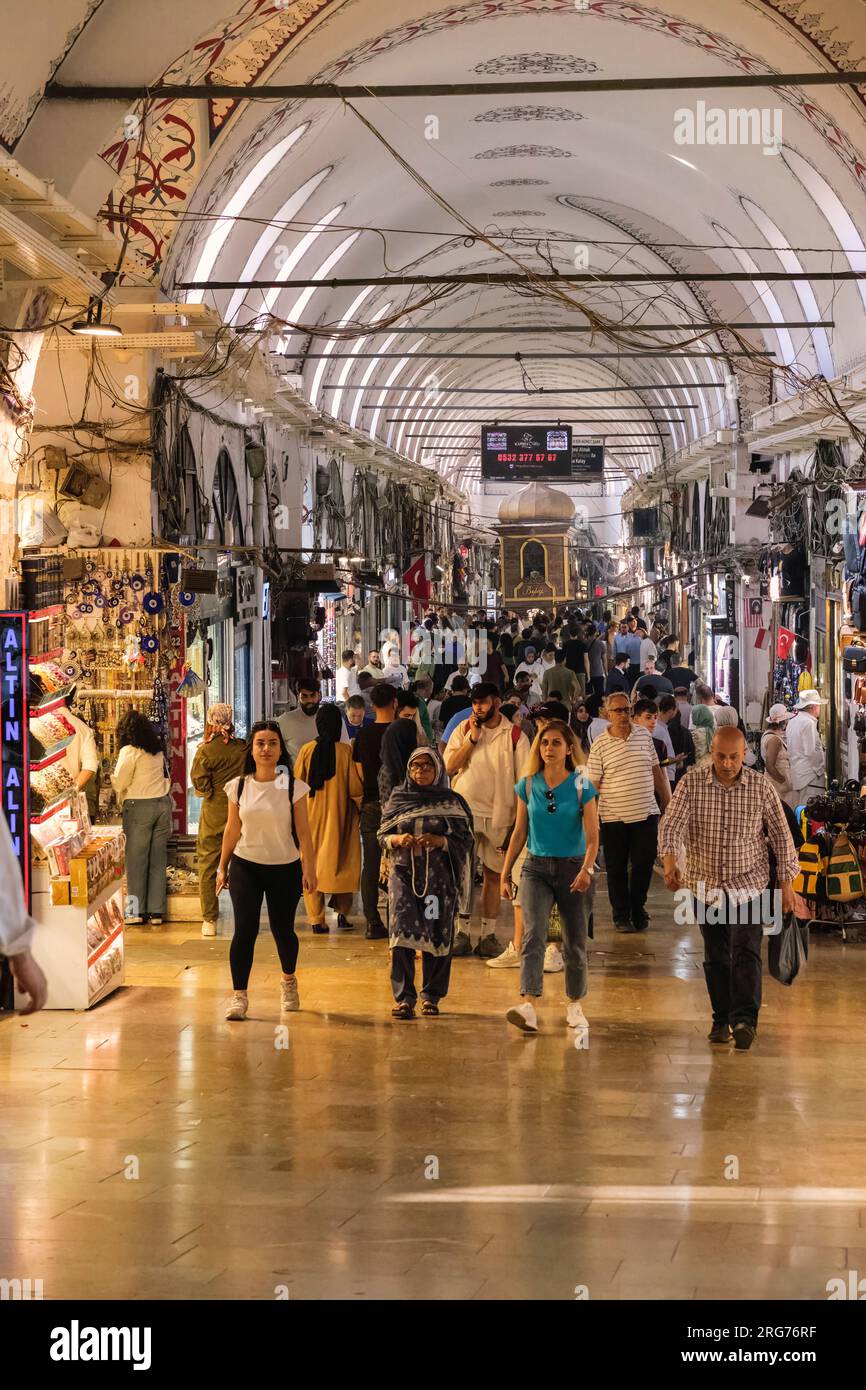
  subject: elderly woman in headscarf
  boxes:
[711,702,757,765]
[293,703,364,933]
[190,703,247,937]
[378,746,475,1018]
[690,702,716,768]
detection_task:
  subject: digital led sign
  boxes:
[481,424,573,481]
[0,613,30,906]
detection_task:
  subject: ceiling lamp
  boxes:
[71,298,121,338]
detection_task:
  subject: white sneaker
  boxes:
[280,977,300,1013]
[544,944,564,973]
[202,920,217,937]
[486,941,520,969]
[566,1001,588,1031]
[506,1001,538,1033]
[225,991,248,1021]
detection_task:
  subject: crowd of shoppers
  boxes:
[74,600,827,1055]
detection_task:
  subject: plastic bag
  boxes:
[768,913,809,986]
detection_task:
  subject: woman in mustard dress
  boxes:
[294,704,364,933]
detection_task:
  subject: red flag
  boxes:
[777,626,797,660]
[403,555,431,617]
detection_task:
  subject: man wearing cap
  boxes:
[761,704,794,805]
[785,689,828,808]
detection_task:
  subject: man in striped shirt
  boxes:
[659,725,798,1050]
[586,693,671,933]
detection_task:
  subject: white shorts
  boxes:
[474,816,511,872]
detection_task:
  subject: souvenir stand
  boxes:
[2,545,203,1007]
[793,781,866,941]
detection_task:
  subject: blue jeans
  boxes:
[122,794,172,917]
[517,854,590,999]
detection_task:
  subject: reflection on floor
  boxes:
[1,878,864,1301]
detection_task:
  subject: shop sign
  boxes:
[234,565,258,622]
[304,563,336,583]
[0,613,30,906]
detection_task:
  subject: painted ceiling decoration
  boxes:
[471,51,600,73]
[0,0,100,151]
[118,0,866,287]
[474,105,586,121]
[490,178,551,186]
[474,144,575,158]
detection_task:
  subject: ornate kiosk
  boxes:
[495,481,577,611]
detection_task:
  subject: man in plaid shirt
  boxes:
[659,725,798,1051]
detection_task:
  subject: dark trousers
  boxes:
[360,800,385,928]
[600,816,658,926]
[589,676,605,699]
[391,947,452,1005]
[695,893,765,1027]
[627,664,641,689]
[228,855,302,989]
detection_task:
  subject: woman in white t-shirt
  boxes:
[217,722,317,1021]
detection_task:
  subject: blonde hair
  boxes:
[521,719,585,778]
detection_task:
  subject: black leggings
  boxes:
[228,855,302,989]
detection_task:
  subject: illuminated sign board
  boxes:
[481,424,573,480]
[571,443,605,478]
[0,613,30,906]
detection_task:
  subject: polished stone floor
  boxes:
[1,878,865,1301]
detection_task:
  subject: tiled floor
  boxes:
[1,880,864,1300]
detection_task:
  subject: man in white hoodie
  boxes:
[0,815,47,1013]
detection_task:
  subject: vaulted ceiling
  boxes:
[6,0,866,491]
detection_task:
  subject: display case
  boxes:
[30,863,126,1009]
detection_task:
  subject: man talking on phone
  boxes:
[444,682,530,958]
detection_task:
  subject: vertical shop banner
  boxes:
[168,621,187,835]
[0,613,30,906]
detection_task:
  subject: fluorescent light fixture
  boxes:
[669,154,698,172]
[71,299,121,337]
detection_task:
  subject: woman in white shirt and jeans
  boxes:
[112,711,172,926]
[217,722,317,1021]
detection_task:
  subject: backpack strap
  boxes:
[286,762,300,851]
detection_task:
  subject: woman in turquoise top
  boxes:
[501,720,599,1037]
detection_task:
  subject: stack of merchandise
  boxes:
[793,781,866,925]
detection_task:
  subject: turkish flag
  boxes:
[777,626,797,660]
[403,554,431,617]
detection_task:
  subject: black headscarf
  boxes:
[380,719,418,798]
[306,703,343,798]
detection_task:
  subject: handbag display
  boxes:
[843,645,866,674]
[825,831,864,902]
[792,841,825,898]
